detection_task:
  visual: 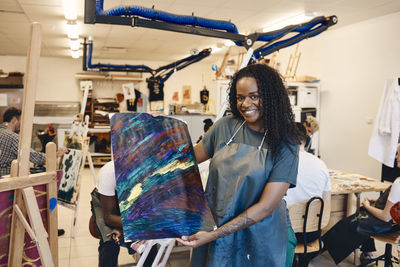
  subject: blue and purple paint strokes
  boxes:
[110,113,215,242]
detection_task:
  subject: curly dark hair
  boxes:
[228,64,301,157]
[3,107,21,123]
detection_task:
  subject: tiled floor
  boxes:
[57,167,389,267]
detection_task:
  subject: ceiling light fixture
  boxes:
[69,39,80,50]
[71,49,80,59]
[66,21,79,39]
[224,40,235,47]
[62,0,78,20]
[263,12,316,32]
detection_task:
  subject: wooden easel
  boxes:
[284,43,302,81]
[58,132,89,238]
[58,90,92,237]
[216,46,232,79]
[6,23,58,267]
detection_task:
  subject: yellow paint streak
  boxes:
[152,160,193,176]
[120,183,143,212]
[127,183,143,203]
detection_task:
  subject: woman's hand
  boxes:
[176,231,214,248]
[363,198,371,208]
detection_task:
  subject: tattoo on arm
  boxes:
[212,211,256,239]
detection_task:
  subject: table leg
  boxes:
[355,193,361,212]
[353,192,362,265]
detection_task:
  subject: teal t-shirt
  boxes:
[202,115,299,187]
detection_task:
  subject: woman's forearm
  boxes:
[211,183,289,240]
[364,205,391,222]
[177,182,291,248]
[211,210,257,240]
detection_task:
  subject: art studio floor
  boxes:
[58,167,388,267]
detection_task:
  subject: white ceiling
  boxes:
[1,0,400,64]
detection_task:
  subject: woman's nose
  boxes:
[243,97,252,106]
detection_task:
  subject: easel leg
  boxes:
[8,191,26,267]
[22,187,54,266]
[46,142,58,266]
[87,152,98,185]
[8,161,25,267]
[71,194,80,238]
[9,185,55,267]
[136,239,175,267]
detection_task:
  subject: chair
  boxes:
[289,196,331,267]
[381,162,400,183]
[356,231,400,267]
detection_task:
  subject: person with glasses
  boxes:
[177,64,301,267]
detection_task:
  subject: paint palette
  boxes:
[110,113,215,242]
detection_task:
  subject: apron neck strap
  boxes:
[226,120,246,145]
[258,131,267,150]
[226,120,267,150]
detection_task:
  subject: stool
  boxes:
[357,231,400,267]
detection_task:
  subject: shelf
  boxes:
[90,152,110,156]
[75,72,144,82]
[87,127,110,133]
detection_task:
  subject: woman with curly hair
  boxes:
[177,64,301,266]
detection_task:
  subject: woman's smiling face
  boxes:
[236,77,263,132]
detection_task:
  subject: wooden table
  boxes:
[328,170,390,229]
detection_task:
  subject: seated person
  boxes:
[284,123,331,243]
[285,123,330,207]
[322,177,400,265]
[0,107,66,177]
[303,116,319,154]
[90,161,157,267]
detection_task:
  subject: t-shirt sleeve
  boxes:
[202,117,225,158]
[388,178,400,204]
[321,161,331,191]
[97,162,116,196]
[268,143,299,187]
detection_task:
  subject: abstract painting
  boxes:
[58,148,83,203]
[110,113,215,242]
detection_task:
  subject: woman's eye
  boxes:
[237,96,244,102]
[250,95,259,100]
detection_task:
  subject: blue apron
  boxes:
[191,121,288,267]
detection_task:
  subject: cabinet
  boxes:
[169,114,216,144]
[87,128,112,166]
[287,81,320,155]
[85,96,119,128]
[215,80,230,116]
[76,73,144,165]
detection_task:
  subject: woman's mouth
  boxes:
[242,110,257,115]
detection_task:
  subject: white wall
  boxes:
[0,55,216,109]
[3,11,400,178]
[279,11,400,178]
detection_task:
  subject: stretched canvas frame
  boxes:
[58,148,83,203]
[111,113,214,242]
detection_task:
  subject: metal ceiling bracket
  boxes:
[132,17,247,44]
